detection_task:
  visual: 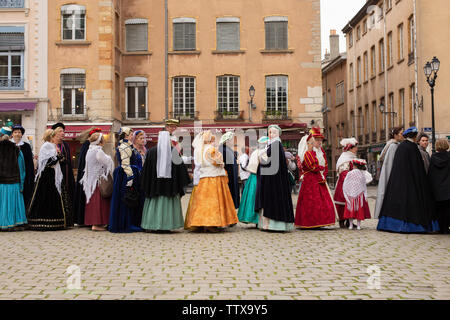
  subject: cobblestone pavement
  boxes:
[0,187,449,300]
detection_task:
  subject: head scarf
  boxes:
[297,134,314,162]
[91,133,103,146]
[131,130,147,154]
[156,131,172,178]
[340,137,358,152]
[1,127,12,136]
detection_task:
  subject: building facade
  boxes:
[0,0,49,152]
[47,0,322,165]
[342,0,450,179]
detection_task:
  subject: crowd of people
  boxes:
[0,121,449,234]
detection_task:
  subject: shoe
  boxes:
[349,224,353,230]
[357,226,361,230]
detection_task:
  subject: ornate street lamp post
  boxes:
[248,85,255,122]
[424,56,440,153]
[379,102,397,141]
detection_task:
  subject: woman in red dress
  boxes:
[295,134,336,229]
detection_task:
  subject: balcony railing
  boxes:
[0,78,24,90]
[262,109,292,121]
[0,0,24,8]
[121,112,150,121]
[48,108,89,121]
[214,110,244,121]
[169,111,199,121]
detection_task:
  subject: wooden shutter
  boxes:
[61,74,85,88]
[126,24,148,52]
[265,22,287,50]
[217,22,239,51]
[0,33,24,50]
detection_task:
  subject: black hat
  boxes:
[11,124,25,135]
[51,122,65,130]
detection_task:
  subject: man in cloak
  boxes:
[219,131,240,209]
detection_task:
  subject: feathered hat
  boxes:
[340,137,358,151]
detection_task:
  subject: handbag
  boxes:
[123,186,140,209]
[98,174,113,198]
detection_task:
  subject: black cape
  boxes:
[18,142,35,211]
[73,140,90,224]
[0,140,20,184]
[380,140,436,227]
[219,145,240,208]
[255,140,294,223]
[58,141,75,209]
[141,146,191,199]
[428,151,450,202]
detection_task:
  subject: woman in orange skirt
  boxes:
[185,130,238,232]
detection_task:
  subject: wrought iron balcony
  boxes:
[262,109,292,121]
[214,110,244,121]
[48,108,89,121]
[0,78,24,90]
[0,0,24,8]
[169,111,199,121]
[121,112,150,121]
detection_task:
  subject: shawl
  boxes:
[336,151,357,173]
[343,169,367,211]
[37,142,63,195]
[156,131,172,178]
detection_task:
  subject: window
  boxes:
[349,63,354,88]
[389,93,395,128]
[365,105,370,134]
[408,16,415,53]
[350,111,355,136]
[125,77,147,119]
[379,39,385,72]
[370,45,376,76]
[356,26,361,40]
[363,19,368,34]
[266,75,288,112]
[358,107,363,137]
[0,0,25,8]
[409,83,415,125]
[336,82,344,106]
[357,56,361,85]
[217,75,239,112]
[0,27,24,90]
[399,89,405,126]
[398,23,404,60]
[60,70,86,116]
[264,17,288,50]
[369,13,376,30]
[372,101,377,134]
[363,51,368,82]
[348,31,353,48]
[173,18,196,51]
[386,0,392,11]
[216,18,240,51]
[61,4,86,40]
[387,32,393,66]
[380,97,386,130]
[173,76,195,116]
[125,19,148,52]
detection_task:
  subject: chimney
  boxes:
[330,29,339,60]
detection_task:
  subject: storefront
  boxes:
[368,143,386,184]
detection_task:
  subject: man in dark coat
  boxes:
[377,127,439,233]
[11,125,34,212]
[219,132,240,209]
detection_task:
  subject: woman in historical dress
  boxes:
[184,132,203,229]
[237,136,268,225]
[374,127,404,219]
[185,130,238,232]
[377,127,439,233]
[333,138,359,228]
[0,127,27,231]
[131,130,147,227]
[295,133,336,229]
[342,159,372,230]
[219,131,240,209]
[80,132,114,231]
[255,125,294,232]
[11,125,35,212]
[28,128,73,231]
[140,131,191,232]
[108,127,142,233]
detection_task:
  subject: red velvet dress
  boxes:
[295,150,336,228]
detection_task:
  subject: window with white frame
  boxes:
[173,18,196,51]
[371,45,376,76]
[217,75,239,113]
[399,88,405,126]
[173,76,195,116]
[216,18,240,51]
[398,23,404,60]
[61,4,86,41]
[125,77,147,119]
[336,82,344,106]
[264,17,288,50]
[349,63,354,88]
[125,19,148,52]
[266,75,288,112]
[60,69,86,115]
[0,26,24,90]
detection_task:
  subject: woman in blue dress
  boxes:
[0,127,27,231]
[108,127,143,233]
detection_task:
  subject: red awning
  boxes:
[47,124,112,139]
[0,102,37,111]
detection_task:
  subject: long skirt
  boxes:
[258,211,294,232]
[237,174,259,224]
[0,183,27,230]
[141,195,184,231]
[184,186,197,230]
[84,187,110,226]
[436,200,450,234]
[185,176,238,228]
[343,196,371,221]
[333,171,349,221]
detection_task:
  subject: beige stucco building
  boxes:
[342,0,450,177]
[47,0,323,163]
[0,0,49,152]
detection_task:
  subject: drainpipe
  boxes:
[383,0,389,141]
[413,0,419,129]
[165,0,169,119]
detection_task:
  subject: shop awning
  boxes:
[0,102,37,111]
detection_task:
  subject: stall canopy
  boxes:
[0,102,37,111]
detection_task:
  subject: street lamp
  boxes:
[248,85,255,122]
[379,102,397,141]
[424,56,440,153]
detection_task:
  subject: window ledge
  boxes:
[123,51,153,56]
[0,89,27,93]
[370,75,376,81]
[379,71,385,76]
[0,8,29,16]
[356,84,362,89]
[168,50,201,55]
[212,50,246,54]
[397,58,405,64]
[335,103,344,108]
[363,80,369,85]
[55,40,91,46]
[260,49,294,54]
[349,88,354,93]
[387,65,394,71]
